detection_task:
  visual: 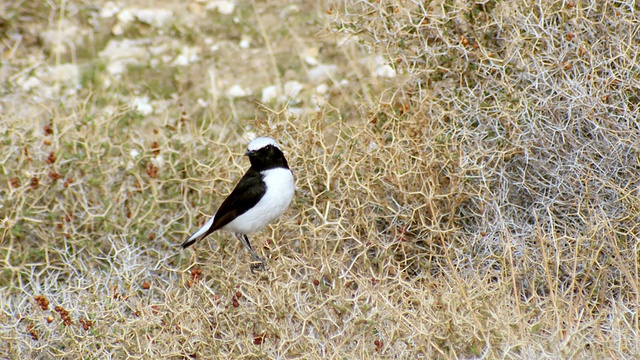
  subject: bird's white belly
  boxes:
[223,168,294,235]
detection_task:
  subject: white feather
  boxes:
[223,168,294,234]
[247,137,280,151]
[187,215,215,242]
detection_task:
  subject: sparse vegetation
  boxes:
[1,0,639,358]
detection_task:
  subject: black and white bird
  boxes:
[181,136,294,272]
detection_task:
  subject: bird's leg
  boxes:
[235,234,266,272]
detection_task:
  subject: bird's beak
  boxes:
[245,150,255,156]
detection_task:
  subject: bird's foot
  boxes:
[249,257,266,274]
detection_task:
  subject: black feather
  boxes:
[180,168,266,248]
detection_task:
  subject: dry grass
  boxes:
[1,0,639,358]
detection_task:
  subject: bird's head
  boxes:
[245,137,288,170]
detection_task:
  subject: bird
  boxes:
[181,136,294,272]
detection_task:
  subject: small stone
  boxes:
[304,56,318,66]
[99,39,151,75]
[284,81,304,101]
[307,64,338,84]
[374,64,396,78]
[132,9,173,28]
[206,1,236,15]
[171,46,201,67]
[39,22,85,55]
[19,77,42,92]
[302,47,319,66]
[116,9,135,25]
[369,56,397,78]
[279,4,299,18]
[151,155,165,169]
[239,36,251,49]
[227,84,250,98]
[261,85,279,103]
[315,83,329,95]
[133,97,153,116]
[100,2,121,18]
[48,64,81,89]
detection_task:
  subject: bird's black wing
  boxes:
[210,168,266,231]
[181,168,265,248]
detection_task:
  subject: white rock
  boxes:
[286,107,303,116]
[239,36,251,49]
[99,39,151,75]
[132,9,173,27]
[172,46,201,67]
[304,56,318,66]
[307,64,338,84]
[152,155,165,168]
[206,1,236,15]
[310,94,326,108]
[172,55,189,67]
[315,83,329,95]
[48,64,80,87]
[302,47,319,66]
[111,22,125,36]
[284,81,304,101]
[19,77,42,92]
[103,105,117,116]
[370,56,397,78]
[116,9,135,25]
[100,1,121,18]
[100,39,150,61]
[279,4,299,19]
[149,43,169,56]
[106,62,127,75]
[337,35,358,47]
[197,98,208,107]
[133,97,153,116]
[261,85,279,103]
[18,64,80,96]
[227,84,250,98]
[39,23,85,55]
[102,77,112,88]
[374,64,396,78]
[187,2,205,16]
[130,149,140,158]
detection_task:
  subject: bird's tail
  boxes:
[180,237,198,249]
[181,216,215,249]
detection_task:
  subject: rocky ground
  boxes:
[2,0,639,358]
